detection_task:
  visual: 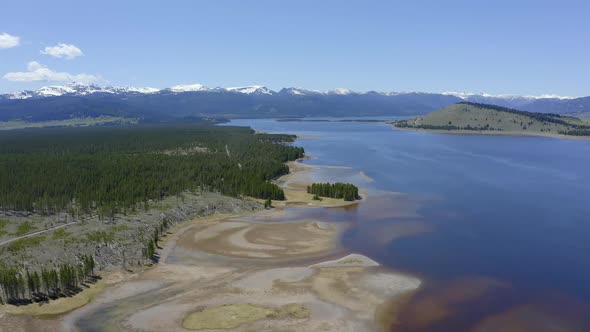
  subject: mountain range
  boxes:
[1,83,588,122]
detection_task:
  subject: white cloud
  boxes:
[3,61,98,83]
[41,43,83,59]
[0,33,20,49]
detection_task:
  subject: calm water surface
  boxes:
[226,118,590,331]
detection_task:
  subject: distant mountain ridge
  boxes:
[0,82,577,101]
[0,83,588,122]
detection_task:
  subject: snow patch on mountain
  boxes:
[443,91,573,101]
[327,88,354,95]
[124,87,160,94]
[281,87,322,95]
[286,88,305,95]
[169,84,209,92]
[225,86,274,95]
[7,91,35,100]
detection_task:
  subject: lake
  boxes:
[226,118,590,331]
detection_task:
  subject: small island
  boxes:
[391,102,590,138]
[307,182,360,201]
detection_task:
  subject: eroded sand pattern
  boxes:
[49,210,420,332]
[178,218,340,259]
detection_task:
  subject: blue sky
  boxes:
[1,0,589,96]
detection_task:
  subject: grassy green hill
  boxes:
[394,102,590,137]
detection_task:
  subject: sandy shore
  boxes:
[52,213,420,332]
[0,155,420,332]
[274,160,368,208]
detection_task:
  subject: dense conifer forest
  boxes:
[307,182,359,201]
[0,125,304,216]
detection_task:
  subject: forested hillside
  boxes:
[0,125,304,216]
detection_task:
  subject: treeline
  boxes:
[307,182,359,201]
[0,125,304,215]
[0,255,95,305]
[395,122,501,131]
[559,129,590,136]
[143,217,173,262]
[457,102,569,125]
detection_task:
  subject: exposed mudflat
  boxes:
[177,216,339,259]
[35,211,419,332]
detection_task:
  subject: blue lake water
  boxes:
[226,118,590,331]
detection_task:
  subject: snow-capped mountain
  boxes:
[1,82,586,119]
[2,82,575,103]
[441,91,574,109]
[225,86,274,95]
[327,88,354,95]
[2,82,161,100]
[1,83,279,99]
[442,91,574,100]
[0,82,587,124]
[8,83,102,99]
[279,87,322,95]
[119,86,161,94]
[443,91,573,101]
[168,84,209,93]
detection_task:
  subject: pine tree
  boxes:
[146,241,155,261]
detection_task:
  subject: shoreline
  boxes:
[390,124,590,140]
[0,146,420,332]
[0,158,344,318]
[0,212,246,318]
[275,160,368,208]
